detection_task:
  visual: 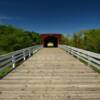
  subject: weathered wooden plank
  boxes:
[0,48,100,100]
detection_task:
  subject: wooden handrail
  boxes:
[0,45,42,72]
[59,45,100,70]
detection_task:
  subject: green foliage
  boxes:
[83,29,100,53]
[0,25,41,55]
[60,35,69,45]
[72,33,83,48]
[0,66,12,78]
[61,29,100,53]
[31,32,41,44]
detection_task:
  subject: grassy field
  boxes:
[0,66,12,78]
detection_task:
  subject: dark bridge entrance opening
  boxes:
[44,36,58,47]
[40,34,61,48]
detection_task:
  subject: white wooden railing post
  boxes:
[31,48,33,55]
[87,54,92,66]
[0,45,41,77]
[68,48,70,53]
[12,55,15,68]
[23,51,26,61]
[71,49,74,56]
[59,45,100,70]
[29,49,31,57]
[76,51,80,59]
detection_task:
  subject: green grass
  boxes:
[74,56,100,74]
[0,66,12,78]
[0,50,9,55]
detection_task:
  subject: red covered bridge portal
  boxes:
[40,34,62,47]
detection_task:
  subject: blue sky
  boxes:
[0,0,100,35]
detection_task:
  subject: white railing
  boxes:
[59,45,100,70]
[0,45,42,73]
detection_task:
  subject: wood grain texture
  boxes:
[0,48,100,100]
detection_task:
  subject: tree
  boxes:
[83,29,100,53]
[60,35,69,45]
[0,25,41,55]
[61,29,100,53]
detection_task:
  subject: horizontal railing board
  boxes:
[0,45,42,77]
[71,51,100,70]
[68,46,100,59]
[59,45,100,70]
[0,58,12,67]
[71,49,100,65]
[0,62,13,71]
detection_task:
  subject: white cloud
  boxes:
[0,16,12,20]
[0,16,23,20]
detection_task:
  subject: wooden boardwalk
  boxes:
[0,48,100,100]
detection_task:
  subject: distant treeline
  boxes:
[0,25,41,55]
[0,25,100,55]
[61,29,100,53]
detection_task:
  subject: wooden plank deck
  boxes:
[0,48,100,100]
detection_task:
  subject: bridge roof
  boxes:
[40,33,62,39]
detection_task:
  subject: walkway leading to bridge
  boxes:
[0,48,100,100]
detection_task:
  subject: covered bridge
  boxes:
[40,34,62,47]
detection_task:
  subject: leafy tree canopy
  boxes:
[0,25,41,55]
[61,29,100,53]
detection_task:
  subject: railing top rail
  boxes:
[60,45,100,70]
[0,45,39,58]
[63,45,100,59]
[0,45,42,78]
